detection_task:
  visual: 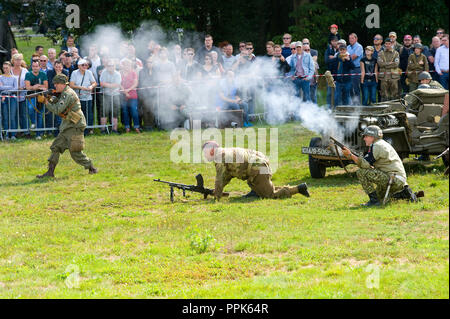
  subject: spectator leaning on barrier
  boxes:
[100,59,122,134]
[434,34,449,90]
[216,70,252,127]
[282,33,293,59]
[137,56,157,131]
[70,59,97,135]
[0,61,18,140]
[331,44,354,106]
[428,36,442,82]
[120,58,140,134]
[25,60,48,139]
[347,33,363,104]
[406,43,429,91]
[377,38,400,101]
[287,41,315,103]
[399,35,414,94]
[360,46,378,106]
[10,53,29,136]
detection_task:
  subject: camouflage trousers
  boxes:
[356,168,404,201]
[380,79,399,101]
[48,127,93,169]
[247,173,298,199]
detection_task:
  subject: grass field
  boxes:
[0,123,448,298]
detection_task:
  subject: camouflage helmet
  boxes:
[413,43,423,50]
[418,71,432,81]
[362,125,383,139]
[53,74,69,85]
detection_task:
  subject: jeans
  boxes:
[293,78,311,102]
[362,81,377,106]
[335,81,352,106]
[121,98,140,129]
[18,100,28,131]
[310,83,317,104]
[81,100,94,128]
[350,67,361,104]
[27,97,43,137]
[223,101,249,123]
[439,72,449,90]
[1,97,18,137]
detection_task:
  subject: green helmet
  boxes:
[53,74,69,85]
[363,125,383,139]
[413,43,423,50]
[418,71,432,81]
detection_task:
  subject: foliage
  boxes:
[187,227,217,254]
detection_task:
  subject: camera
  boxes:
[65,53,72,57]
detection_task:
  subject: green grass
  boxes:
[0,123,448,298]
[14,33,54,67]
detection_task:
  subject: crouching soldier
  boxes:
[37,74,98,178]
[202,141,310,200]
[342,125,417,206]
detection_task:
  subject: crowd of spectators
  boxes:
[0,27,449,140]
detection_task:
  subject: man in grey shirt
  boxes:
[99,61,122,133]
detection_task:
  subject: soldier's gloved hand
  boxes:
[37,94,47,104]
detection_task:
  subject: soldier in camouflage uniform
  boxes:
[203,141,310,200]
[418,71,444,89]
[36,74,98,178]
[377,38,401,101]
[342,125,416,206]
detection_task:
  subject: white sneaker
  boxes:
[36,136,42,140]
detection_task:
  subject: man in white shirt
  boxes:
[435,34,449,89]
[222,44,237,71]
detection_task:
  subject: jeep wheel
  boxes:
[308,137,326,179]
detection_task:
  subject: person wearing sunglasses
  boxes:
[282,33,293,59]
[436,28,445,40]
[372,34,383,60]
[69,58,97,135]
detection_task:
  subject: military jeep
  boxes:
[302,88,449,178]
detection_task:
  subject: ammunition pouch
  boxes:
[69,134,85,152]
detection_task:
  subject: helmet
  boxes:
[53,74,69,85]
[413,43,423,50]
[362,125,383,139]
[418,71,432,81]
[418,84,431,89]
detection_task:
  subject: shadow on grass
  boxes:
[0,176,68,188]
[403,161,448,175]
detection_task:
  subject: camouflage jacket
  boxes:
[45,86,86,132]
[214,147,271,199]
[357,139,407,185]
[407,53,429,83]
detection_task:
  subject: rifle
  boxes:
[25,89,57,99]
[330,136,360,157]
[154,174,229,203]
[434,148,449,160]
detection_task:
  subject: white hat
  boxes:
[77,58,88,65]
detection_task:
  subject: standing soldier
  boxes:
[342,126,416,206]
[377,38,401,101]
[406,43,429,91]
[36,74,98,178]
[202,141,310,200]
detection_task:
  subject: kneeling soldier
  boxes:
[203,141,310,200]
[37,74,98,178]
[342,125,415,206]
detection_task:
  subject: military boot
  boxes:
[36,162,56,178]
[362,191,380,207]
[404,186,418,203]
[297,183,310,197]
[242,190,260,199]
[88,165,98,174]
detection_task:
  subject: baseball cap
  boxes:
[338,44,347,50]
[404,34,412,40]
[365,46,375,51]
[295,41,302,47]
[337,39,347,46]
[389,31,397,37]
[330,24,338,30]
[385,38,392,43]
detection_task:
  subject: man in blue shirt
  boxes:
[347,33,363,104]
[330,45,354,106]
[287,42,316,103]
